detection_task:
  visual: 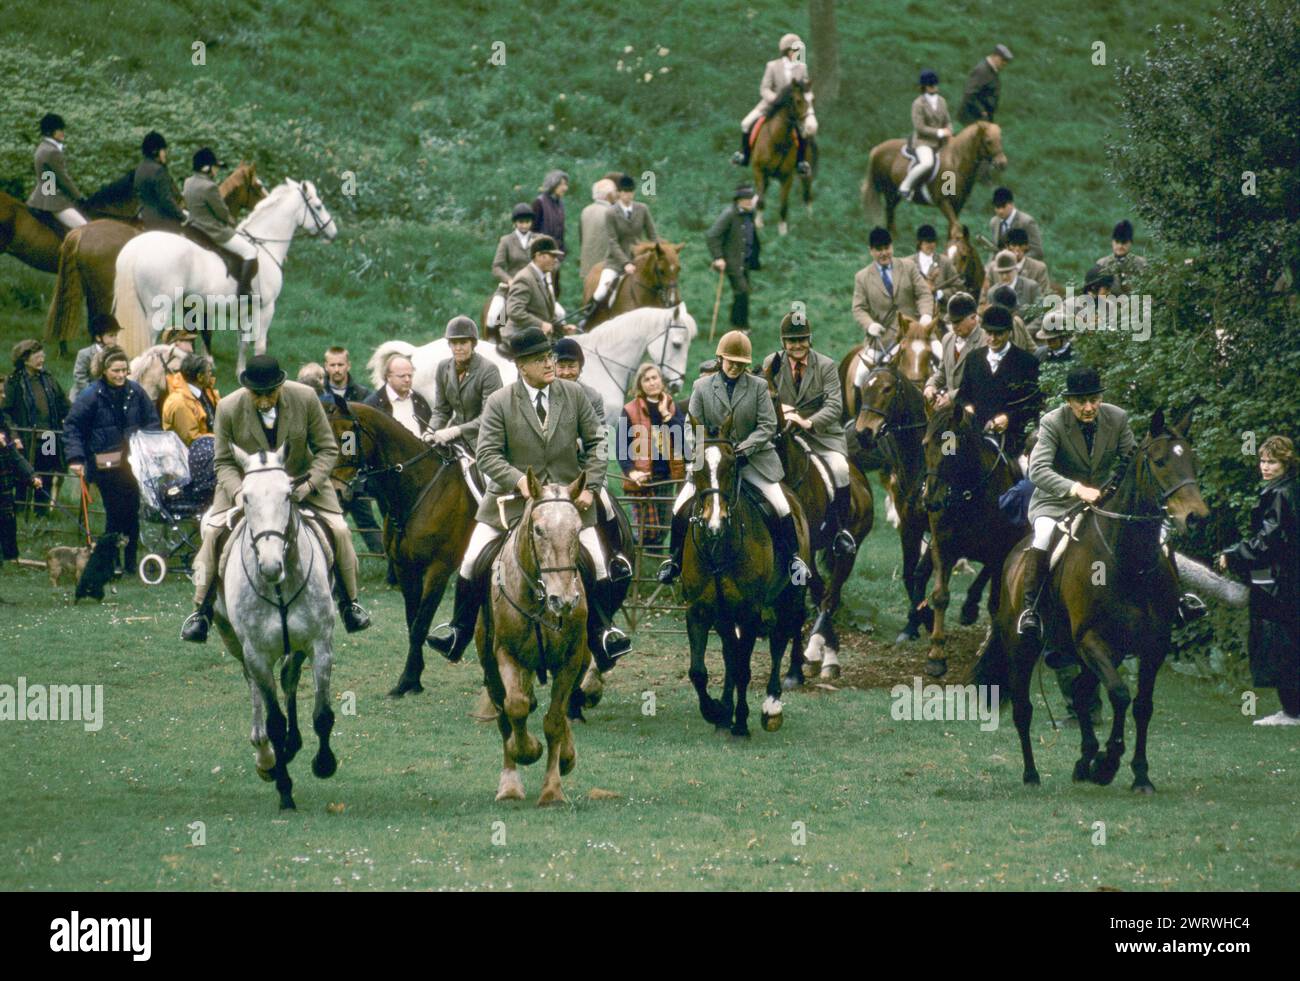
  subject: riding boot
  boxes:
[235,257,259,301]
[180,581,217,643]
[656,508,690,584]
[796,136,812,177]
[778,513,812,583]
[731,130,751,167]
[830,484,857,556]
[428,574,484,663]
[334,570,371,634]
[586,578,631,672]
[1017,547,1050,638]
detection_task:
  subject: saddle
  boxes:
[176,225,244,280]
[217,507,335,583]
[899,145,941,201]
[790,432,836,500]
[27,206,70,241]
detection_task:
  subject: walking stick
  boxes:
[79,473,93,546]
[708,267,725,343]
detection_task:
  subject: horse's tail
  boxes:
[969,623,1009,694]
[111,243,152,359]
[44,229,87,346]
[368,339,416,390]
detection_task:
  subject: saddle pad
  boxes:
[792,433,836,500]
[181,225,244,279]
[1048,511,1086,571]
[749,117,766,148]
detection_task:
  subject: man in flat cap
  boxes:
[706,184,762,332]
[958,44,1013,126]
[505,235,566,342]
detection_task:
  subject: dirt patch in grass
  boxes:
[825,623,990,691]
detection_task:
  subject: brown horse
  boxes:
[327,402,476,698]
[920,401,1023,677]
[0,171,139,275]
[862,121,1007,243]
[947,223,984,298]
[43,161,266,356]
[580,240,684,331]
[760,368,873,684]
[751,80,816,235]
[682,418,809,737]
[973,409,1209,791]
[477,470,589,805]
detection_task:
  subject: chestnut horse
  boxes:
[44,161,266,355]
[973,408,1209,791]
[477,471,590,805]
[751,80,817,236]
[862,121,1007,243]
[580,240,684,331]
[0,171,138,276]
[681,418,809,737]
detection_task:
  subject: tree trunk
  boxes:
[809,0,840,107]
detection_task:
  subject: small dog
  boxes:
[46,545,93,588]
[75,533,125,604]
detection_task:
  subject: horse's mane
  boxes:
[924,399,964,442]
[347,400,424,454]
[245,180,296,217]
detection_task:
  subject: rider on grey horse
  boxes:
[182,147,259,302]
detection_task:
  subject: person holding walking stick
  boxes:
[706,184,761,335]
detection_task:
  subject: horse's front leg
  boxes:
[778,174,793,236]
[1077,629,1131,786]
[247,661,294,810]
[687,603,726,725]
[1129,635,1168,794]
[279,650,306,764]
[730,625,755,738]
[926,538,952,677]
[538,642,585,807]
[244,670,274,781]
[310,636,337,779]
[498,643,542,767]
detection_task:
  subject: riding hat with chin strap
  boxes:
[192,147,223,171]
[553,336,585,365]
[919,69,939,87]
[779,310,811,340]
[716,329,753,364]
[511,202,534,222]
[444,315,479,342]
[779,33,803,53]
[141,131,168,158]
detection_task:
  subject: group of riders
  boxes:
[25,113,260,300]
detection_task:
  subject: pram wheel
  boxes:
[139,553,168,586]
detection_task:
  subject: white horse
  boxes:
[213,444,338,811]
[366,304,699,429]
[112,179,337,373]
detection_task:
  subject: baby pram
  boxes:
[131,430,216,584]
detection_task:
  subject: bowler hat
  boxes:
[1112,219,1134,243]
[553,336,584,364]
[916,224,938,243]
[507,327,553,361]
[919,69,939,86]
[529,235,564,257]
[1064,365,1104,397]
[868,227,892,249]
[733,184,757,199]
[994,249,1018,273]
[88,313,120,341]
[239,354,286,391]
[616,173,636,192]
[946,292,977,321]
[1035,310,1069,340]
[982,304,1013,332]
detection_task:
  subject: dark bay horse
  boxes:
[0,171,138,276]
[761,369,873,684]
[477,471,589,805]
[327,402,475,697]
[681,418,809,737]
[862,121,1007,243]
[973,409,1209,791]
[948,224,984,298]
[580,240,684,331]
[920,402,1024,677]
[751,80,816,235]
[44,161,266,355]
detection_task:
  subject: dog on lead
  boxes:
[75,533,125,603]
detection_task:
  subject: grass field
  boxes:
[2,2,1292,891]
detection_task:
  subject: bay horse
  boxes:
[45,161,266,356]
[973,408,1209,791]
[947,223,984,298]
[327,402,475,698]
[477,470,589,805]
[862,120,1007,243]
[113,179,336,371]
[0,171,139,275]
[212,444,337,811]
[760,366,873,684]
[579,240,685,332]
[681,417,809,737]
[920,402,1024,677]
[751,79,817,236]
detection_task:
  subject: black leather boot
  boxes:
[334,568,371,633]
[830,484,857,556]
[731,130,750,167]
[428,574,483,662]
[779,513,812,583]
[1017,548,1050,638]
[657,508,690,584]
[587,578,631,672]
[235,257,259,300]
[796,137,811,177]
[180,585,216,643]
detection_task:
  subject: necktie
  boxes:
[793,360,804,388]
[535,391,547,427]
[881,265,893,296]
[1000,218,1010,239]
[1082,422,1096,456]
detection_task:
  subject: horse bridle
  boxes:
[494,495,582,638]
[859,364,928,440]
[239,181,335,274]
[586,314,691,395]
[1088,434,1198,522]
[924,426,1012,511]
[627,250,681,308]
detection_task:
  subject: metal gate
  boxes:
[616,479,686,635]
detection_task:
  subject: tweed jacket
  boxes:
[913,249,963,302]
[504,263,557,339]
[133,158,186,228]
[27,138,83,212]
[579,201,614,279]
[474,378,606,530]
[1096,252,1149,294]
[1028,403,1135,522]
[981,257,1051,304]
[604,201,658,268]
[758,57,809,108]
[910,94,952,151]
[926,326,987,394]
[491,229,535,286]
[851,256,934,350]
[989,208,1044,261]
[71,343,106,401]
[705,203,761,274]
[958,57,1000,124]
[429,351,503,446]
[211,380,341,514]
[762,349,846,457]
[687,372,783,483]
[182,173,237,244]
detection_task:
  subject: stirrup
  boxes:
[833,529,857,556]
[656,558,680,585]
[427,621,456,653]
[789,555,811,583]
[1177,592,1208,624]
[340,600,371,633]
[731,151,747,166]
[796,160,812,177]
[601,626,631,661]
[1017,608,1041,637]
[180,609,211,643]
[609,553,633,582]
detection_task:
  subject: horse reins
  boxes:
[238,182,336,276]
[494,496,583,662]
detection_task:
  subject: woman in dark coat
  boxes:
[1219,435,1300,725]
[531,169,568,297]
[64,346,160,574]
[3,339,69,514]
[0,374,41,568]
[616,363,687,545]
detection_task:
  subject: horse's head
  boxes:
[653,303,697,395]
[692,416,740,540]
[232,443,295,584]
[522,468,585,617]
[922,402,980,512]
[896,316,941,386]
[634,240,685,306]
[293,179,338,241]
[325,400,371,503]
[978,121,1008,171]
[856,361,902,445]
[224,161,268,214]
[791,80,817,134]
[1136,407,1209,532]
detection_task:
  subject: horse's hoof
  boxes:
[560,753,577,777]
[761,696,783,732]
[924,657,947,678]
[537,789,567,807]
[1131,780,1156,795]
[959,603,980,626]
[256,766,274,783]
[729,726,751,740]
[312,751,337,779]
[387,678,424,698]
[781,673,804,692]
[1089,760,1119,786]
[496,769,526,801]
[1023,771,1041,786]
[701,700,729,725]
[1072,759,1091,783]
[279,796,296,811]
[819,663,841,680]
